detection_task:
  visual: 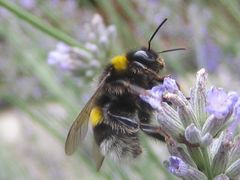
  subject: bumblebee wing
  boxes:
[65,99,93,155]
[65,72,110,155]
[92,139,104,171]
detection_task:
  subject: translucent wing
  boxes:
[92,139,105,171]
[65,72,110,155]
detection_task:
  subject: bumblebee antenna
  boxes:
[158,48,186,54]
[148,18,167,51]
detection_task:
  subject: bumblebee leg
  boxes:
[140,123,171,142]
[141,124,200,147]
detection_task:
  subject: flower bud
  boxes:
[228,136,240,165]
[213,174,229,180]
[212,132,233,176]
[164,93,198,128]
[157,108,185,140]
[185,123,202,144]
[226,159,240,178]
[191,68,208,126]
[167,140,197,168]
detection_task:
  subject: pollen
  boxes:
[111,55,128,71]
[90,106,103,126]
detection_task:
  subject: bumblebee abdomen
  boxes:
[100,134,142,161]
[94,123,142,161]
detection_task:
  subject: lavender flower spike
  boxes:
[137,69,240,179]
[165,156,207,180]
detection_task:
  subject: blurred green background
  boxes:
[0,0,239,179]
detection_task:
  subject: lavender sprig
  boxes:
[140,68,240,179]
[47,14,117,78]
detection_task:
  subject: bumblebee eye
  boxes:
[134,50,154,62]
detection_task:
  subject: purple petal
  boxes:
[163,77,179,93]
[206,87,238,119]
[151,84,165,97]
[228,99,240,134]
[168,156,189,176]
[139,77,179,110]
[140,92,162,110]
[139,84,165,110]
[166,156,208,179]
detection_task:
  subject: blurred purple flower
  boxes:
[47,43,73,71]
[20,0,36,9]
[206,87,238,119]
[202,39,222,72]
[188,5,222,72]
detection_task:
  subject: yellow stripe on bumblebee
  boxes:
[111,55,128,71]
[90,106,103,126]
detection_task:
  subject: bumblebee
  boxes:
[65,18,184,170]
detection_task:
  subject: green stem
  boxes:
[201,147,213,179]
[187,147,204,169]
[0,0,83,48]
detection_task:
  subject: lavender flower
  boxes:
[140,85,164,110]
[47,42,99,77]
[206,87,238,119]
[162,77,179,93]
[165,156,207,180]
[140,77,179,109]
[140,68,240,179]
[47,14,117,78]
[166,156,188,176]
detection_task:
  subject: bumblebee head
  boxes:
[126,18,184,73]
[110,18,184,73]
[127,48,165,73]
